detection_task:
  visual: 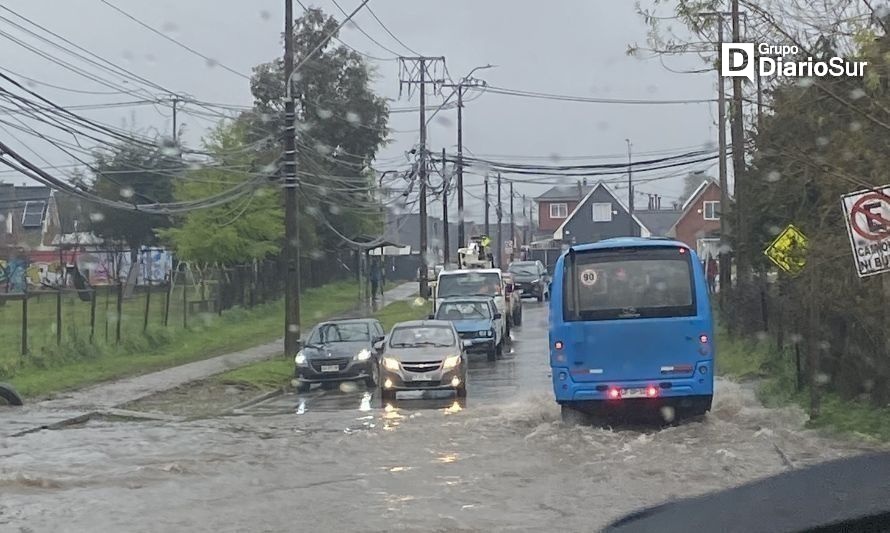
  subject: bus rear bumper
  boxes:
[551,365,714,405]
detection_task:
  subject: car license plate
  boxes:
[410,374,432,381]
[321,365,339,373]
[620,388,647,398]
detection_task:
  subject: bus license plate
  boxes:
[620,388,647,398]
[321,365,339,373]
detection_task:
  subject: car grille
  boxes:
[458,331,475,339]
[310,358,350,372]
[401,360,442,373]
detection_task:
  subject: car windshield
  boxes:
[389,326,455,348]
[509,263,539,276]
[3,3,881,530]
[436,301,492,320]
[436,272,501,298]
[308,323,370,344]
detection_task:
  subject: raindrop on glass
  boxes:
[314,142,331,155]
[755,331,768,341]
[767,225,781,236]
[815,373,831,385]
[548,153,561,162]
[89,212,105,222]
[660,406,676,422]
[260,10,271,20]
[0,213,5,223]
[328,204,341,215]
[345,112,361,124]
[646,84,658,94]
[849,87,866,100]
[816,137,829,147]
[317,108,333,120]
[796,78,815,88]
[306,205,319,216]
[309,249,324,260]
[122,50,134,62]
[287,324,299,333]
[261,163,277,174]
[849,121,862,132]
[120,187,135,199]
[766,170,781,182]
[818,340,830,351]
[718,243,733,254]
[161,21,179,34]
[412,297,427,307]
[789,333,803,344]
[205,58,219,69]
[596,121,610,131]
[340,381,358,393]
[436,115,453,127]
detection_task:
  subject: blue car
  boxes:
[431,296,504,361]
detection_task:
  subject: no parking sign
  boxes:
[842,186,890,277]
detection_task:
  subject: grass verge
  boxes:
[214,298,428,391]
[717,327,890,442]
[7,281,360,399]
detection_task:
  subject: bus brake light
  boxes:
[678,248,687,254]
[700,334,709,344]
[608,388,620,399]
[646,386,659,398]
[554,341,564,350]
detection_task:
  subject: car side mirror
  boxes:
[374,340,385,351]
[493,313,502,319]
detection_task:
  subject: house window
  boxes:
[21,201,46,228]
[550,203,568,219]
[592,203,612,222]
[703,201,720,220]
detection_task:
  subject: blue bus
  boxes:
[549,237,714,423]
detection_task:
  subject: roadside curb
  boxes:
[9,411,98,438]
[228,387,286,413]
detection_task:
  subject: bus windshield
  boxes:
[564,247,695,321]
[437,272,502,298]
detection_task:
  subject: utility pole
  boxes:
[731,0,748,290]
[171,97,179,143]
[398,56,446,298]
[626,138,634,235]
[716,14,731,300]
[496,172,503,269]
[442,148,450,264]
[440,76,488,250]
[522,194,529,246]
[509,182,515,257]
[484,174,490,236]
[283,0,301,359]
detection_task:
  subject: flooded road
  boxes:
[1,301,882,532]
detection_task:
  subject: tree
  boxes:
[90,141,180,251]
[245,7,390,256]
[682,171,709,204]
[157,120,283,266]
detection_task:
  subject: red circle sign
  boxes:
[850,192,890,241]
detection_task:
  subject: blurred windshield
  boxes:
[308,323,370,344]
[389,326,455,347]
[508,263,539,276]
[435,301,492,320]
[436,272,501,298]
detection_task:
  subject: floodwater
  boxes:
[0,302,881,532]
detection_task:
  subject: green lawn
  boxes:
[717,328,890,442]
[5,281,360,399]
[214,298,428,390]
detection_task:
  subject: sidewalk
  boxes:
[0,282,417,437]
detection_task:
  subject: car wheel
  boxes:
[514,308,523,326]
[537,290,544,302]
[0,383,23,406]
[295,380,311,394]
[496,341,504,357]
[455,383,467,398]
[380,388,396,403]
[560,404,588,426]
[365,363,379,388]
[487,345,497,362]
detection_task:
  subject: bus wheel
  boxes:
[560,404,588,426]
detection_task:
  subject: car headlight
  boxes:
[442,354,462,371]
[478,330,491,338]
[295,352,307,365]
[382,357,400,371]
[354,348,372,361]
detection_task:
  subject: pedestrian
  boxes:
[706,257,718,294]
[369,259,381,300]
[379,259,386,296]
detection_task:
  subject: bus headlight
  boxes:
[442,355,462,371]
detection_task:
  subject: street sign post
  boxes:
[764,224,808,275]
[842,186,890,278]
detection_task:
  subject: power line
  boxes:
[97,0,251,80]
[330,0,402,58]
[364,4,422,56]
[480,85,718,105]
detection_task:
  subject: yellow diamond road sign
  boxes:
[764,224,808,275]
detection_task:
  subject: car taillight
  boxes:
[646,386,659,398]
[700,334,709,344]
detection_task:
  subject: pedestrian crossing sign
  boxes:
[764,224,808,275]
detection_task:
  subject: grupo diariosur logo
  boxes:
[721,43,867,81]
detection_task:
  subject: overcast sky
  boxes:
[0,0,720,222]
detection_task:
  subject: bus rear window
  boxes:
[563,247,695,321]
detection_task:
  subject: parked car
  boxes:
[507,260,550,301]
[293,318,386,393]
[500,272,523,327]
[376,320,471,401]
[431,296,504,361]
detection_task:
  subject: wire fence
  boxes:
[0,249,356,375]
